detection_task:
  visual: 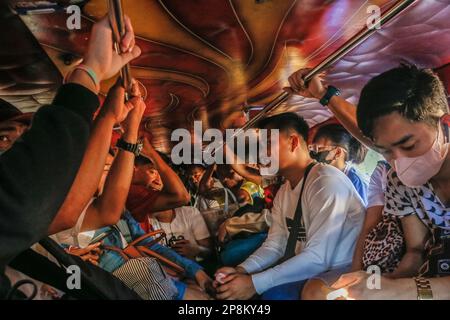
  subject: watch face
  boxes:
[136,143,143,155]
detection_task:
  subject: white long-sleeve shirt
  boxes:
[239,164,365,294]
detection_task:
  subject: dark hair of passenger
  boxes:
[357,63,449,139]
[313,124,368,165]
[186,164,206,172]
[257,112,310,142]
[134,155,152,167]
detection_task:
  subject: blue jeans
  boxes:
[220,232,267,267]
[174,280,187,300]
[261,280,307,300]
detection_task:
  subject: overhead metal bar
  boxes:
[108,0,133,98]
[228,0,417,139]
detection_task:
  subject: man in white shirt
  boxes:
[149,206,213,260]
[215,112,365,300]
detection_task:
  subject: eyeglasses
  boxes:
[308,144,337,153]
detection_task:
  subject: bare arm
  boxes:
[47,83,132,235]
[198,164,216,195]
[351,205,383,271]
[141,139,190,212]
[82,90,145,231]
[286,69,374,150]
[223,143,262,185]
[47,15,141,235]
[387,214,429,278]
[326,96,374,149]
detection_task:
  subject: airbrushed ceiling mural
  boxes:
[0,0,449,152]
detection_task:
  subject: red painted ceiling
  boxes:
[1,0,449,152]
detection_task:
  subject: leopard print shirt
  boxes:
[385,170,450,231]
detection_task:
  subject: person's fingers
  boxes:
[216,290,233,300]
[86,242,102,251]
[121,15,135,52]
[220,273,238,285]
[331,272,360,289]
[173,241,188,249]
[283,87,294,94]
[215,283,230,294]
[124,100,137,112]
[88,259,99,266]
[130,79,141,97]
[215,267,236,277]
[288,74,298,90]
[104,79,125,104]
[299,68,312,76]
[120,45,141,65]
[90,247,102,255]
[82,253,98,261]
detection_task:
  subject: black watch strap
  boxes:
[320,86,341,106]
[116,138,143,157]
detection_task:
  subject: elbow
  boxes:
[178,190,191,206]
[48,215,78,235]
[61,214,79,230]
[102,209,123,227]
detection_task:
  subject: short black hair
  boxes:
[134,155,152,167]
[257,112,309,142]
[357,64,449,139]
[313,124,368,164]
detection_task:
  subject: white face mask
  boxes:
[393,125,449,187]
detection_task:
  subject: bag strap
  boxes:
[128,229,166,248]
[135,246,185,275]
[281,162,316,262]
[102,245,131,262]
[102,230,166,260]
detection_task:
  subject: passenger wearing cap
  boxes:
[237,181,265,207]
[0,99,33,153]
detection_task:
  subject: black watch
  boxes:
[116,138,143,157]
[320,86,341,106]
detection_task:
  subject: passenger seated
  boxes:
[291,65,450,299]
[218,181,269,267]
[214,112,365,300]
[149,206,213,261]
[92,210,213,300]
[186,164,223,211]
[310,123,369,205]
[126,140,190,232]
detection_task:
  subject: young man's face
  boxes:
[371,112,438,161]
[136,164,163,191]
[309,136,342,165]
[0,120,28,153]
[217,169,243,189]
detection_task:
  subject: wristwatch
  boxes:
[320,85,341,106]
[116,138,143,157]
[414,277,433,300]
